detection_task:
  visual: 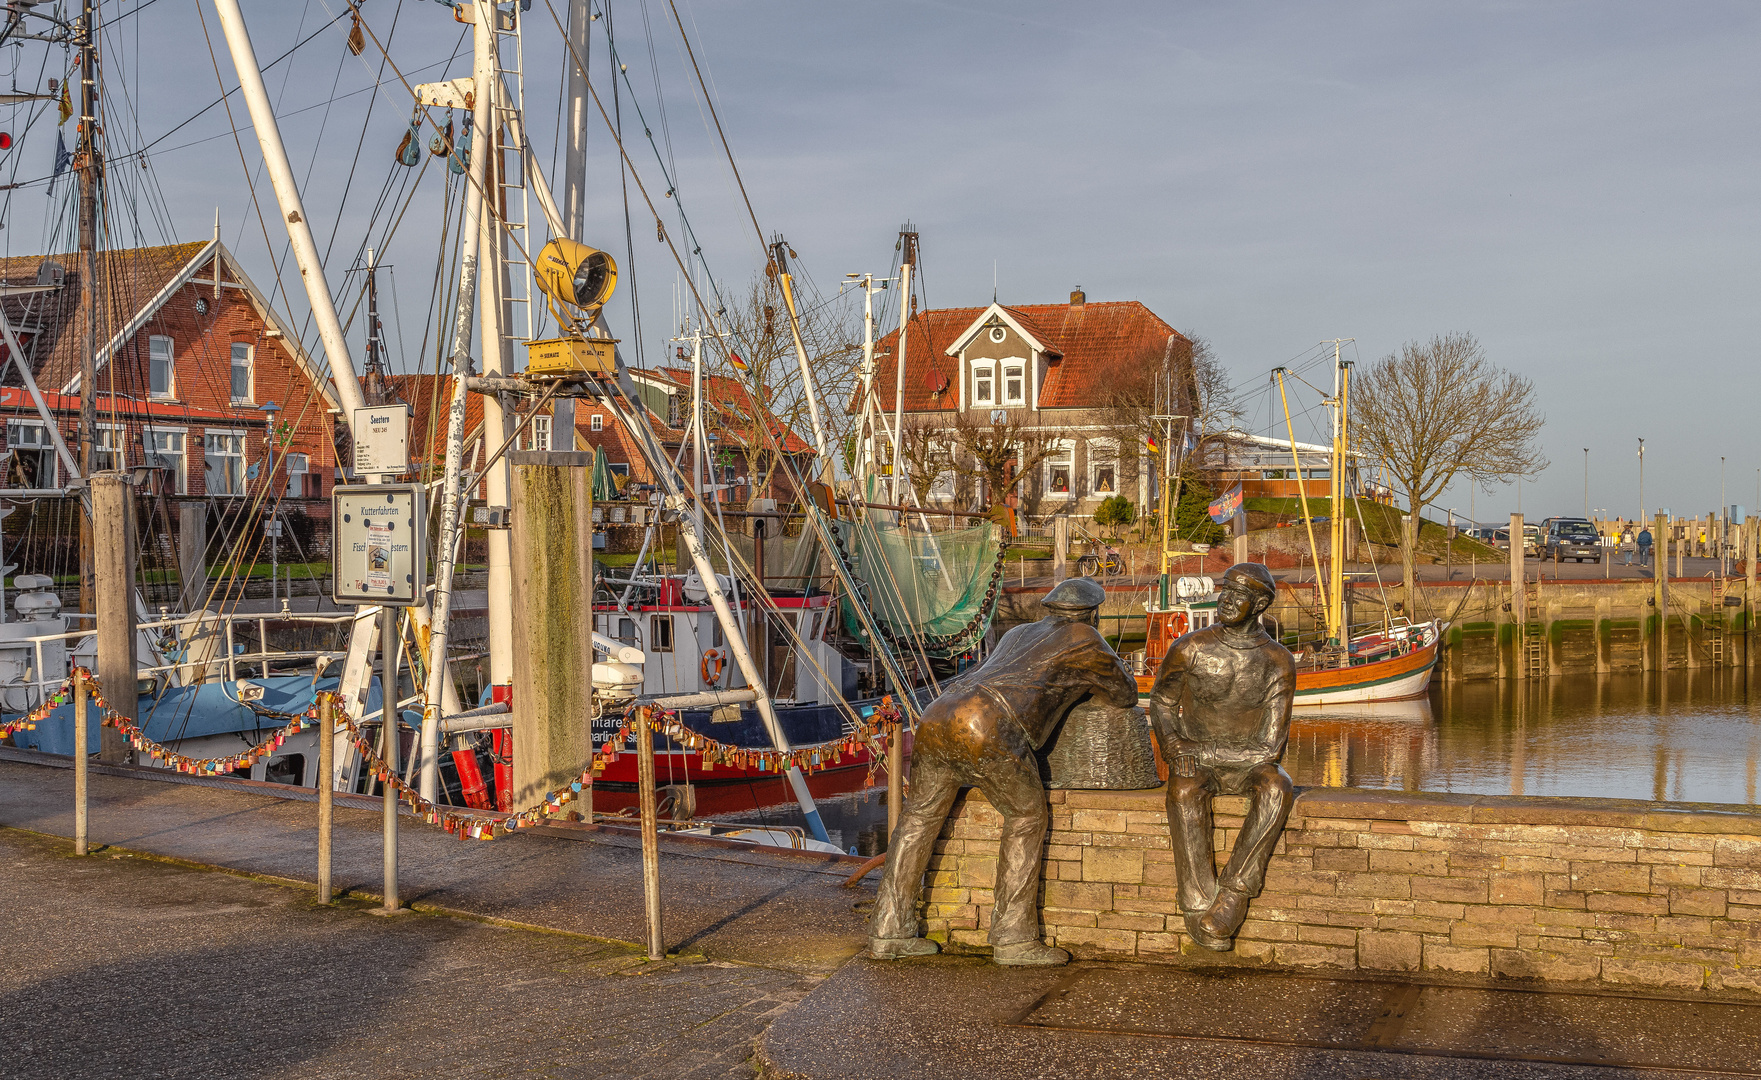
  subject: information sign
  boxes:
[332,484,427,607]
[352,404,411,476]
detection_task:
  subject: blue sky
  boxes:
[3,0,1756,522]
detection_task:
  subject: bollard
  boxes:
[73,670,88,856]
[636,712,665,960]
[380,606,400,913]
[886,727,903,846]
[318,694,334,904]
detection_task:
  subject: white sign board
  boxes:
[352,405,411,476]
[332,484,427,607]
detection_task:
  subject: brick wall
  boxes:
[920,787,1761,994]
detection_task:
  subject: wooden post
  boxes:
[637,708,665,961]
[380,605,399,913]
[317,694,334,904]
[1656,512,1669,672]
[1052,514,1069,583]
[1509,513,1525,679]
[92,474,135,761]
[177,501,208,612]
[508,451,596,808]
[73,669,88,856]
[1747,520,1758,668]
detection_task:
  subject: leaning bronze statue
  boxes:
[869,576,1138,967]
[1148,562,1296,950]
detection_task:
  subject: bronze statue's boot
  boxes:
[869,936,939,960]
[993,940,1070,967]
[1195,886,1252,947]
[1183,911,1234,952]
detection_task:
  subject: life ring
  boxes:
[700,648,726,685]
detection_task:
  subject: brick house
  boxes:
[394,366,813,506]
[862,289,1193,518]
[0,239,340,516]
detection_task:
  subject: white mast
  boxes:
[476,0,516,707]
[891,228,916,503]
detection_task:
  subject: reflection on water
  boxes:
[1287,669,1761,806]
[712,669,1761,849]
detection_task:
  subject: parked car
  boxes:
[1522,523,1542,558]
[1542,517,1602,563]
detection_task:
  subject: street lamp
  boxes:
[1583,447,1589,519]
[1637,438,1645,522]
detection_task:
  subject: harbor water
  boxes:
[712,669,1761,853]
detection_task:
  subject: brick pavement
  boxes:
[0,828,814,1079]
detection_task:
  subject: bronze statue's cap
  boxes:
[1043,576,1107,613]
[1221,562,1277,598]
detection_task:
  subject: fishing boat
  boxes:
[1135,343,1440,706]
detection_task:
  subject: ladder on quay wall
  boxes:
[1523,577,1546,678]
[1709,580,1728,667]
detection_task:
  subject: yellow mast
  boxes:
[1276,368,1331,639]
[1328,344,1350,647]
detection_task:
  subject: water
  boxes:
[711,669,1761,850]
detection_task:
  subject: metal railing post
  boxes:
[73,669,88,856]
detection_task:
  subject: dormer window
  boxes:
[973,365,993,405]
[1003,364,1024,406]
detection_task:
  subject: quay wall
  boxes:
[998,576,1755,680]
[920,787,1761,995]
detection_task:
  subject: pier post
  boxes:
[508,452,597,809]
[73,669,88,856]
[1509,513,1525,679]
[637,707,665,961]
[92,473,135,761]
[177,502,208,611]
[318,694,334,904]
[1747,520,1758,668]
[1052,514,1069,583]
[1656,513,1669,671]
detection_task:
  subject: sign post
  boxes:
[333,482,425,912]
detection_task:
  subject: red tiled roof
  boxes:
[0,241,212,390]
[649,367,814,455]
[864,299,1188,413]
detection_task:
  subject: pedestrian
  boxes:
[1638,526,1653,566]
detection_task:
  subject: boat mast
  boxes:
[75,0,99,623]
[1327,341,1349,644]
[891,226,916,503]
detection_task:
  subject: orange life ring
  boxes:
[700,648,725,685]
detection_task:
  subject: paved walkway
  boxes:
[7,755,1761,1079]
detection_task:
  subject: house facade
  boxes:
[0,239,340,513]
[863,289,1192,518]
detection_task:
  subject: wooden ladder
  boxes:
[1710,581,1728,667]
[1524,579,1546,678]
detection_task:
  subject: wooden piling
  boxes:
[92,474,135,761]
[73,669,88,856]
[1509,513,1525,679]
[1748,520,1758,669]
[380,606,399,913]
[1656,512,1669,671]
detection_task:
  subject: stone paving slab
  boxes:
[758,956,1755,1080]
[0,829,809,1080]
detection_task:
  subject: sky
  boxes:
[1,0,1757,525]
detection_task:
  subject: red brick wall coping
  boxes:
[920,786,1761,994]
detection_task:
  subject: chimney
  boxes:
[1070,286,1085,308]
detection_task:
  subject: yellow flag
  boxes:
[58,80,71,126]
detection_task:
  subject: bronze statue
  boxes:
[870,576,1139,966]
[1148,562,1296,951]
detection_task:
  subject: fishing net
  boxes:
[839,511,1005,657]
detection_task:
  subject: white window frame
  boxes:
[144,425,187,495]
[285,452,310,498]
[203,428,248,497]
[590,413,604,431]
[95,423,126,473]
[1087,438,1119,498]
[926,439,956,500]
[6,420,58,488]
[229,342,254,404]
[971,361,995,407]
[1001,361,1026,407]
[523,415,552,452]
[149,335,175,399]
[1043,439,1075,500]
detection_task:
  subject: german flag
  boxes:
[1147,431,1159,454]
[729,352,748,373]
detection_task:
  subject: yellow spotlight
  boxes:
[535,238,617,318]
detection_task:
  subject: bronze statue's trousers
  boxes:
[872,738,1049,947]
[1166,760,1294,915]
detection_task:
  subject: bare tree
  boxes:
[1098,331,1240,525]
[1351,332,1548,591]
[703,275,863,501]
[896,415,953,507]
[950,410,1067,512]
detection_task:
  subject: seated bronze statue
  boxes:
[1148,562,1296,950]
[870,576,1138,967]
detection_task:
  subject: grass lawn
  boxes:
[1244,497,1500,560]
